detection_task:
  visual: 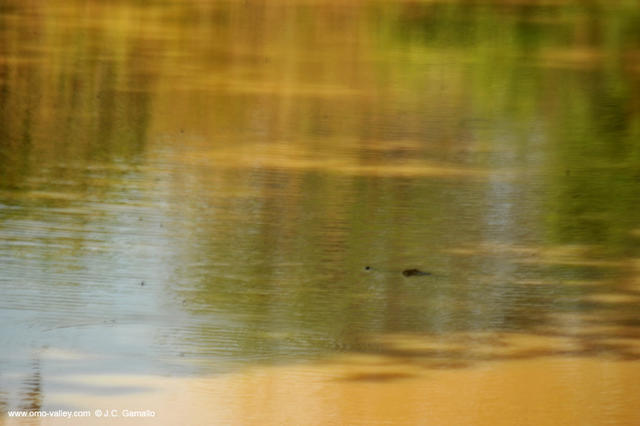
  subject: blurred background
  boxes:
[0,0,639,422]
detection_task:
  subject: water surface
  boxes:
[1,0,639,424]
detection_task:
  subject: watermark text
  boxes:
[6,409,156,419]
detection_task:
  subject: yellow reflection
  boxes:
[445,242,629,268]
[176,142,492,179]
[41,338,640,426]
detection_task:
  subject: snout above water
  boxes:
[364,266,433,277]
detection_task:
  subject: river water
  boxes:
[1,0,639,424]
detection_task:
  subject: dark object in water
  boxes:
[402,269,431,277]
[140,281,145,286]
[365,266,431,277]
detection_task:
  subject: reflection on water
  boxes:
[1,0,639,423]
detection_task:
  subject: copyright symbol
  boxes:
[95,409,103,417]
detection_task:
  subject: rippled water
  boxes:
[1,0,639,423]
